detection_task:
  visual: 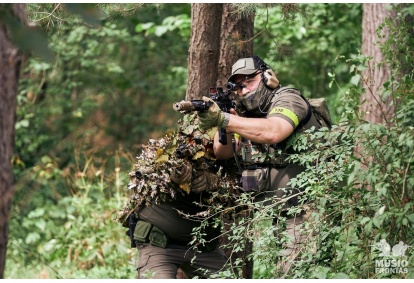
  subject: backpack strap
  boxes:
[297,96,312,128]
[274,87,312,129]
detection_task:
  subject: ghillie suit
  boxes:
[115,113,242,228]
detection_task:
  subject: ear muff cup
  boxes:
[262,69,279,89]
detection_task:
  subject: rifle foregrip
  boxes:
[218,127,227,145]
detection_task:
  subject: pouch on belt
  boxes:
[149,226,169,248]
[133,220,152,243]
[133,220,169,248]
[241,167,268,193]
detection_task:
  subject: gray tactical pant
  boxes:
[136,243,228,279]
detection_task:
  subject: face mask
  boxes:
[239,83,273,116]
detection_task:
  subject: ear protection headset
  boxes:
[253,56,280,89]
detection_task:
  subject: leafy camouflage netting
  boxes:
[116,113,242,225]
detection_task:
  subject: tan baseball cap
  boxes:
[228,56,263,83]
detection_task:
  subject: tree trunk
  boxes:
[179,4,223,279]
[186,3,223,100]
[217,4,255,279]
[359,3,396,125]
[183,3,255,279]
[217,4,255,87]
[0,3,26,279]
[355,4,396,166]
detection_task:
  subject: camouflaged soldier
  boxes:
[133,186,227,279]
[197,55,322,273]
[124,116,228,279]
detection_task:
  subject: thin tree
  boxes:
[0,3,27,279]
[217,4,254,85]
[355,4,397,168]
[185,3,255,279]
[178,4,224,278]
[359,3,397,126]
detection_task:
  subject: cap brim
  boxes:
[227,69,257,83]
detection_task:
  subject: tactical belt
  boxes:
[272,157,289,167]
[133,219,218,251]
[245,160,288,170]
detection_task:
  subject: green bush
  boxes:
[6,150,136,279]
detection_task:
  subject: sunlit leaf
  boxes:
[179,183,191,194]
[192,151,205,160]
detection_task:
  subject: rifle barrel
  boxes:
[173,100,194,112]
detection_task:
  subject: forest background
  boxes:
[0,3,413,279]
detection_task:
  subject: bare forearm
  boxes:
[225,114,293,144]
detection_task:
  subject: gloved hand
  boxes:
[191,170,219,194]
[170,161,192,184]
[197,96,227,131]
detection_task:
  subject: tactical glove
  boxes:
[170,160,192,184]
[191,170,219,194]
[197,96,229,131]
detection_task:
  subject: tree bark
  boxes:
[183,3,255,279]
[179,4,224,278]
[359,3,396,125]
[0,3,26,279]
[217,4,255,279]
[355,4,396,166]
[217,4,254,87]
[186,4,223,100]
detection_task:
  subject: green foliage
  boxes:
[16,3,191,166]
[13,2,191,208]
[10,4,192,279]
[7,150,136,279]
[135,13,191,38]
[254,4,363,123]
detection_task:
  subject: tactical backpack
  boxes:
[306,97,333,129]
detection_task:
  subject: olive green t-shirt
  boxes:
[267,89,319,131]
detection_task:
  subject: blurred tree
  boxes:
[0,3,27,279]
[354,4,397,167]
[359,3,396,125]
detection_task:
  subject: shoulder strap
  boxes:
[273,86,312,129]
[297,96,312,128]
